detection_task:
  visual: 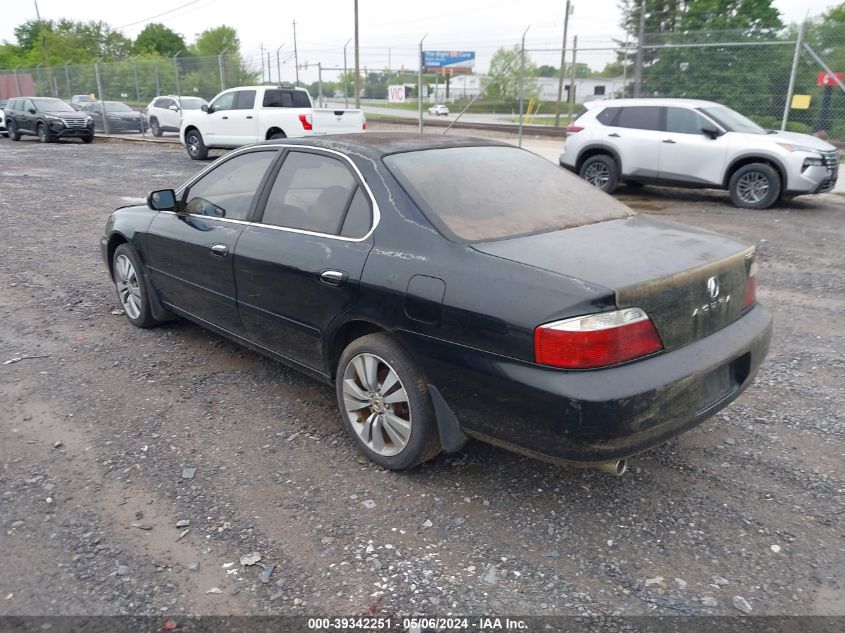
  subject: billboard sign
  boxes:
[422,51,475,74]
[388,85,406,103]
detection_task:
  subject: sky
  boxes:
[2,0,839,82]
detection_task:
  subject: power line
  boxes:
[116,0,205,30]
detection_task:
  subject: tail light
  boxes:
[742,259,758,309]
[362,114,366,130]
[565,125,584,134]
[534,308,663,369]
[299,113,313,131]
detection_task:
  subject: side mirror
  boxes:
[169,104,179,111]
[701,124,721,139]
[201,104,210,113]
[28,108,36,114]
[148,189,177,211]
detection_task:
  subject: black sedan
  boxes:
[101,135,772,473]
[80,101,147,133]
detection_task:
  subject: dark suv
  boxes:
[5,97,95,143]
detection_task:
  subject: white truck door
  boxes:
[204,91,237,145]
[227,89,259,145]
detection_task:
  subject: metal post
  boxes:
[518,26,530,148]
[36,64,42,93]
[419,33,428,134]
[155,66,161,97]
[267,51,271,84]
[95,62,110,135]
[219,47,230,91]
[554,0,572,127]
[354,2,360,108]
[633,0,646,98]
[621,30,630,97]
[14,67,22,96]
[132,59,140,102]
[274,45,282,85]
[568,35,578,120]
[173,51,182,97]
[318,62,323,107]
[343,39,351,107]
[781,21,805,131]
[260,42,265,83]
[64,62,71,99]
[292,21,300,85]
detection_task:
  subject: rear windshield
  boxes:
[383,146,632,242]
[179,97,206,110]
[105,102,133,112]
[263,89,311,108]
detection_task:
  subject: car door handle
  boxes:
[246,115,253,119]
[210,243,228,257]
[662,139,676,144]
[320,270,347,286]
[221,116,229,120]
[608,133,621,138]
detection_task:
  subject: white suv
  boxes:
[560,98,839,209]
[146,95,208,137]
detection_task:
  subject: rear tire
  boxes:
[8,121,21,141]
[268,131,286,140]
[336,333,441,471]
[728,163,781,210]
[185,129,209,160]
[579,154,619,193]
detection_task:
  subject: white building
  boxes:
[429,74,625,104]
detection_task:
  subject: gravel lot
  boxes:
[0,130,843,623]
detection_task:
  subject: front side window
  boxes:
[666,107,708,134]
[234,90,256,110]
[616,106,662,131]
[183,150,277,221]
[261,151,360,235]
[210,92,235,112]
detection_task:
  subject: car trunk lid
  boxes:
[472,214,755,351]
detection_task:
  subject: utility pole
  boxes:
[33,0,41,19]
[518,25,530,147]
[173,51,182,97]
[781,20,805,131]
[218,47,230,91]
[633,0,647,98]
[418,33,428,133]
[260,42,265,83]
[388,47,391,74]
[567,35,578,120]
[554,0,572,127]
[292,21,300,85]
[354,1,360,108]
[267,51,272,84]
[343,39,351,107]
[276,45,284,85]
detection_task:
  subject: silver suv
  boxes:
[559,98,839,209]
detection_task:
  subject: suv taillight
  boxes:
[534,308,663,369]
[299,113,313,130]
[565,125,584,134]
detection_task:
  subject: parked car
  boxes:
[560,98,840,209]
[0,99,7,137]
[80,101,147,133]
[5,97,94,143]
[101,134,771,473]
[69,94,95,110]
[428,104,449,116]
[179,85,365,160]
[146,95,208,137]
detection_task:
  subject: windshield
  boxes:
[384,146,632,242]
[105,102,133,113]
[699,105,765,134]
[179,97,206,110]
[33,98,75,112]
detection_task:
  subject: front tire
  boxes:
[336,333,441,470]
[150,118,162,137]
[579,154,619,193]
[112,244,161,329]
[82,135,94,144]
[37,122,51,143]
[8,121,21,141]
[185,129,209,160]
[729,163,781,209]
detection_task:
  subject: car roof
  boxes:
[585,98,722,109]
[254,133,510,160]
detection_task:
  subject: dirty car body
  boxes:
[101,134,772,468]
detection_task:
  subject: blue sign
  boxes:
[422,51,475,71]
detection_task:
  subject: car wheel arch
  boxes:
[724,155,787,190]
[106,233,129,280]
[266,127,286,140]
[326,319,388,378]
[576,145,622,174]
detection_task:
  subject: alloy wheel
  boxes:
[736,171,769,205]
[583,161,610,188]
[114,254,142,320]
[186,133,200,157]
[342,353,412,457]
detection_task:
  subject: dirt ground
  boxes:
[0,130,843,625]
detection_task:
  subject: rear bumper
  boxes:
[398,304,772,466]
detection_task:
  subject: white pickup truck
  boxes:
[179,85,365,160]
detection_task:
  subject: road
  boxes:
[0,132,843,624]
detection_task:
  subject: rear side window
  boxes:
[384,146,631,242]
[596,107,620,125]
[263,89,311,108]
[616,106,662,131]
[261,151,359,235]
[340,188,373,238]
[234,90,256,110]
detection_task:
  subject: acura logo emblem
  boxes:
[707,276,720,299]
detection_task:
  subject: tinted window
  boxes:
[384,146,631,242]
[183,151,277,221]
[180,97,206,110]
[263,89,311,108]
[32,98,75,112]
[666,107,708,134]
[596,107,620,125]
[616,106,661,131]
[210,92,235,111]
[105,102,132,112]
[234,90,256,110]
[261,152,358,234]
[340,188,373,238]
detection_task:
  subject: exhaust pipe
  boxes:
[596,459,627,476]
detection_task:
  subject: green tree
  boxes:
[486,45,538,102]
[192,26,240,56]
[134,23,185,57]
